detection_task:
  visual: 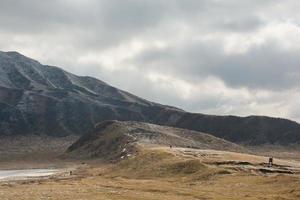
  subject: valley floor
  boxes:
[0,145,299,200]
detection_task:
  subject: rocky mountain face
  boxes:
[0,51,299,145]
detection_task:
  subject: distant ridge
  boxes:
[0,51,299,145]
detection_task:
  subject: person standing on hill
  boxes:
[268,157,273,167]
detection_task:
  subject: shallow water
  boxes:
[0,169,60,180]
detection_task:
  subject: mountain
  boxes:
[0,51,179,137]
[67,120,245,159]
[0,51,299,145]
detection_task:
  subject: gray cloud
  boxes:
[134,40,300,90]
[0,0,299,122]
[0,0,267,46]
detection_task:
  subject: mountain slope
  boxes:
[0,51,178,136]
[154,110,300,145]
[0,51,299,145]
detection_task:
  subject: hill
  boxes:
[64,125,300,199]
[0,51,300,145]
[67,120,245,159]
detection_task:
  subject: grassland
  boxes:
[0,146,299,200]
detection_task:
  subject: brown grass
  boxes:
[108,149,217,180]
[0,147,299,200]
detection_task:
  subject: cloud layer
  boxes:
[1,0,300,122]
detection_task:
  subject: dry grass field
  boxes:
[0,145,299,200]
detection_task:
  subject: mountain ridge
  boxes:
[0,51,299,145]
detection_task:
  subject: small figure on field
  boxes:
[268,157,273,167]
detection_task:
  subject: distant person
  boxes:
[70,171,73,176]
[170,145,172,149]
[268,157,273,167]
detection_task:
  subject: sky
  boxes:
[0,0,300,122]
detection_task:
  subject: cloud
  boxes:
[0,0,299,122]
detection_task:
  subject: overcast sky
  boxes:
[1,0,300,122]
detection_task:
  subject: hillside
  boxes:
[0,51,300,144]
[67,120,245,159]
[154,111,300,145]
